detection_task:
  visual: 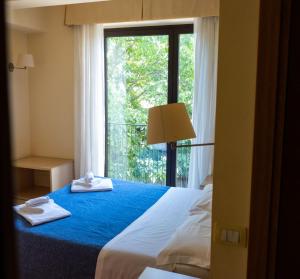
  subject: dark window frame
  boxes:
[104,24,193,186]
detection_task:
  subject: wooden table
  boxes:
[13,156,74,204]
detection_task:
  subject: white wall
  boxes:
[6,7,46,32]
[28,6,74,159]
[7,29,31,160]
[7,6,74,160]
[6,6,73,160]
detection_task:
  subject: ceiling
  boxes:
[7,0,110,9]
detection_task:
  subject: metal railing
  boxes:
[106,123,191,187]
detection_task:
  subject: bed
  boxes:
[15,179,211,279]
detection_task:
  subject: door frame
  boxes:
[247,0,293,278]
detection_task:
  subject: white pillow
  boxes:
[189,185,213,214]
[156,211,211,269]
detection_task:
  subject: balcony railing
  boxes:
[106,123,191,187]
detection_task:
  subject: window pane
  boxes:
[177,33,195,187]
[106,35,168,185]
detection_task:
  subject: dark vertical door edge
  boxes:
[0,2,18,279]
[275,0,300,278]
[247,0,292,278]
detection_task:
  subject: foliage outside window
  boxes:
[106,32,194,186]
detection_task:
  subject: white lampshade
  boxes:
[17,54,35,68]
[147,103,196,145]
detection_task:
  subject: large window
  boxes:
[104,25,194,186]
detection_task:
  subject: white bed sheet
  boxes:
[95,187,210,279]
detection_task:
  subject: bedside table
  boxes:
[138,267,199,279]
[13,156,74,204]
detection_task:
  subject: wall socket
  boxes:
[213,223,248,248]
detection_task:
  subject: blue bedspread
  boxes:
[15,179,168,279]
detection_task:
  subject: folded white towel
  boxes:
[85,171,94,184]
[14,199,71,226]
[72,177,105,187]
[71,177,113,193]
[25,196,50,207]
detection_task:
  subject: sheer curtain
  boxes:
[74,24,105,178]
[187,17,219,189]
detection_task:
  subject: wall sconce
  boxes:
[8,54,35,72]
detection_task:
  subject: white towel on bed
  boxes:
[75,171,95,186]
[25,196,50,207]
[71,177,113,192]
[14,199,71,226]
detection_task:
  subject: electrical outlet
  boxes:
[213,223,248,248]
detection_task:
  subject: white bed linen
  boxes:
[157,211,211,268]
[95,187,210,279]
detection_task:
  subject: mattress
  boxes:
[14,179,168,279]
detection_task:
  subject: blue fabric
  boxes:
[15,179,168,279]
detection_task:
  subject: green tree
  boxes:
[106,34,194,186]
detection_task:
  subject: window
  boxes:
[104,25,194,186]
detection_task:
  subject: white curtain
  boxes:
[74,24,105,178]
[187,17,219,189]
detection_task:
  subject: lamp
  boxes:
[8,54,35,72]
[147,103,214,149]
